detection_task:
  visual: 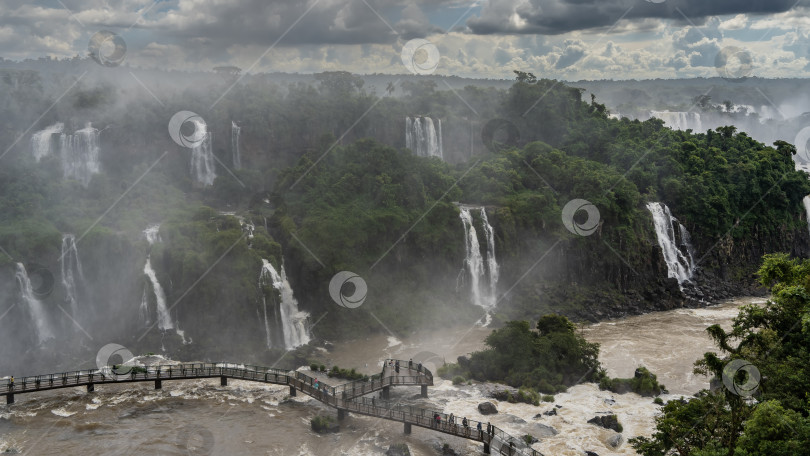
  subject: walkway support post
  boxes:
[155,379,162,389]
[337,409,347,420]
[289,385,297,396]
[421,385,428,398]
[382,386,390,400]
[220,376,227,386]
[87,384,94,392]
[404,423,412,434]
[6,394,13,405]
[483,442,490,454]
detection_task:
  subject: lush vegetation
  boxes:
[327,365,367,381]
[2,60,809,374]
[599,366,666,397]
[441,314,603,394]
[630,253,810,455]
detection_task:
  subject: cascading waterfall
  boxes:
[139,288,150,326]
[231,121,241,169]
[190,119,216,186]
[260,259,311,350]
[59,123,101,186]
[142,225,175,332]
[649,111,702,132]
[15,263,54,344]
[31,122,64,161]
[646,202,696,286]
[803,196,810,237]
[405,116,443,159]
[458,206,499,313]
[60,234,85,317]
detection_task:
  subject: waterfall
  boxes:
[803,196,810,237]
[139,288,151,326]
[142,225,174,331]
[458,206,499,312]
[15,263,54,344]
[59,123,101,186]
[31,122,64,162]
[60,234,85,317]
[405,116,443,159]
[646,202,696,285]
[231,121,241,169]
[260,259,311,350]
[649,111,702,132]
[190,120,216,186]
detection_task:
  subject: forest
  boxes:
[1,59,809,374]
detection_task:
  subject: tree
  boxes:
[513,70,537,83]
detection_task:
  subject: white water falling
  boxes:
[60,123,101,187]
[649,111,702,132]
[31,122,64,162]
[646,202,696,285]
[142,225,174,331]
[260,259,311,350]
[15,263,54,344]
[406,116,443,159]
[190,119,216,186]
[139,288,151,326]
[61,234,85,317]
[803,196,810,237]
[458,206,499,313]
[231,121,241,169]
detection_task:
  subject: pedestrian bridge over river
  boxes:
[1,359,543,455]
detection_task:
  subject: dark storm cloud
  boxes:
[466,0,800,35]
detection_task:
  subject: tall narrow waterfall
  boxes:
[142,225,174,331]
[59,123,101,186]
[646,202,696,285]
[31,122,64,161]
[260,259,310,350]
[458,206,499,312]
[649,111,702,132]
[803,196,810,237]
[15,263,54,344]
[61,234,85,317]
[406,116,443,159]
[190,120,216,186]
[231,121,241,169]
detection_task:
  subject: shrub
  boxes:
[452,376,466,385]
[311,363,319,371]
[541,394,555,403]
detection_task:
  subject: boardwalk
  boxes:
[1,360,543,455]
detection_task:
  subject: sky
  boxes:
[1,0,809,80]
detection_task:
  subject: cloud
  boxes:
[466,0,799,35]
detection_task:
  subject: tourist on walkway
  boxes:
[477,421,483,438]
[409,358,413,369]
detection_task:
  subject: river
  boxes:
[0,297,764,455]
